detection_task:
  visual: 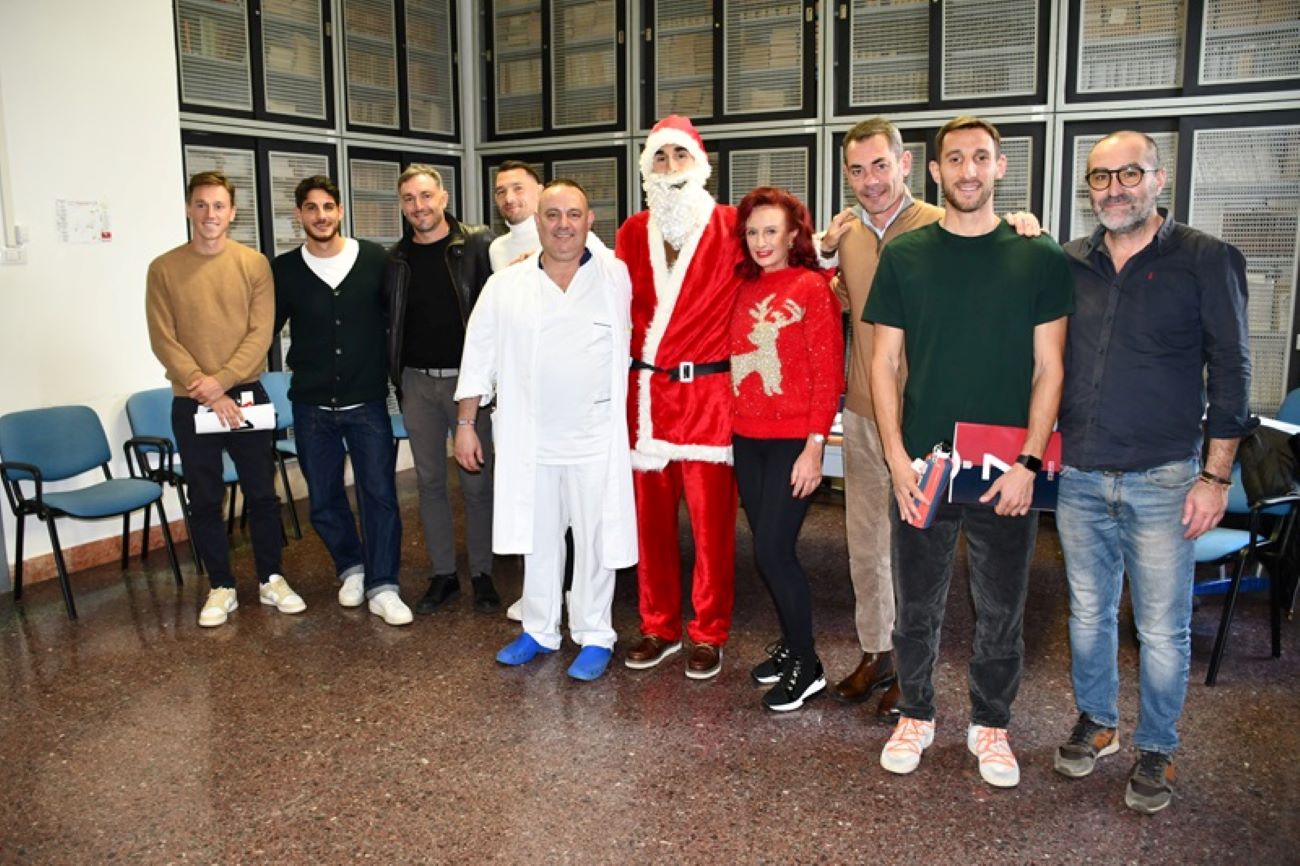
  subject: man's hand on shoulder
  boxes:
[819,208,858,255]
[1004,211,1042,238]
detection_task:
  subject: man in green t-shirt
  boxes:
[863,117,1074,789]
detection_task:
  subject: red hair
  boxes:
[733,186,819,281]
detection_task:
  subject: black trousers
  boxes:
[733,435,816,661]
[171,385,283,589]
[891,500,1037,728]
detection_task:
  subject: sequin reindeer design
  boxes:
[732,293,806,396]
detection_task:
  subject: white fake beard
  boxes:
[644,173,714,250]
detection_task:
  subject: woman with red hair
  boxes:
[730,186,844,712]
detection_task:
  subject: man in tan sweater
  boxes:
[146,171,305,628]
[818,119,1039,716]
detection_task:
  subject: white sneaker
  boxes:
[199,587,238,627]
[967,724,1020,788]
[338,572,365,608]
[259,575,306,614]
[880,716,935,775]
[368,590,413,626]
[506,597,523,622]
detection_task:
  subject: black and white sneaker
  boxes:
[750,640,792,685]
[762,655,826,712]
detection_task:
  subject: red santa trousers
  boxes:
[634,459,737,646]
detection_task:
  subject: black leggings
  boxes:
[733,434,816,661]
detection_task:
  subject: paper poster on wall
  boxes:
[55,199,112,243]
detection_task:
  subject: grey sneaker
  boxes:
[1125,750,1175,814]
[1054,713,1120,778]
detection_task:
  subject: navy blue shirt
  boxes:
[1060,211,1255,471]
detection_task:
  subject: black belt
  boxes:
[630,358,730,383]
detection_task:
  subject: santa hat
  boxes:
[639,115,712,184]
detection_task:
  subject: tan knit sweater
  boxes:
[835,200,944,420]
[145,240,274,396]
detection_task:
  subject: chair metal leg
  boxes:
[226,483,237,535]
[1270,559,1284,659]
[140,501,152,564]
[45,518,77,620]
[276,452,303,540]
[176,482,204,575]
[120,514,131,569]
[1206,555,1249,686]
[12,512,25,601]
[155,500,183,588]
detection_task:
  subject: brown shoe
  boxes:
[831,651,897,704]
[685,643,722,680]
[624,635,682,670]
[875,680,902,721]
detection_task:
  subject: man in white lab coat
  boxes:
[453,179,637,681]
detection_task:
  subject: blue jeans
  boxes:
[293,400,401,597]
[1056,458,1197,754]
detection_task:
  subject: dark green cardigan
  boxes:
[272,238,390,407]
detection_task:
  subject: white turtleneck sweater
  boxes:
[489,216,609,273]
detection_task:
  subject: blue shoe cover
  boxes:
[567,645,613,681]
[496,633,553,666]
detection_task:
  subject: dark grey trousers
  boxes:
[891,500,1038,728]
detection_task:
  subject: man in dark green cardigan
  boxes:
[272,176,411,626]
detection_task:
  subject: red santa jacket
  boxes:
[616,204,744,470]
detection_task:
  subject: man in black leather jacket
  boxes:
[385,164,500,615]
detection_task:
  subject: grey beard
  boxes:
[645,176,714,250]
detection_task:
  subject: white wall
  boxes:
[0,0,188,568]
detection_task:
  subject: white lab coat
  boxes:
[455,250,638,569]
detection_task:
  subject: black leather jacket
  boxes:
[384,213,494,391]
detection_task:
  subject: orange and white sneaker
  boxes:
[967,724,1020,788]
[880,716,935,775]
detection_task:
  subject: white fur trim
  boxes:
[640,128,712,183]
[630,450,669,472]
[635,438,732,467]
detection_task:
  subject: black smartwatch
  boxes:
[1015,453,1042,473]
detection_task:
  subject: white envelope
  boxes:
[194,403,277,434]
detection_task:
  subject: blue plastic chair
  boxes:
[0,405,183,619]
[1275,389,1300,425]
[258,370,303,539]
[1194,466,1300,684]
[124,388,242,575]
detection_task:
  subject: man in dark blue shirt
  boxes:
[1053,131,1254,815]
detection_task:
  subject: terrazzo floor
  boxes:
[1,470,1297,864]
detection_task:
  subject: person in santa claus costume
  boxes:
[617,115,745,680]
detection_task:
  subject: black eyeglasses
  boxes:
[1086,165,1158,191]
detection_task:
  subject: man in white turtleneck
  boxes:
[489,160,606,273]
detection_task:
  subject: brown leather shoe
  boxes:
[685,643,722,680]
[875,680,902,721]
[624,635,682,670]
[831,651,897,704]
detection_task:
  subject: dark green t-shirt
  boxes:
[863,220,1074,459]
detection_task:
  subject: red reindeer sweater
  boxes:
[729,266,844,441]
